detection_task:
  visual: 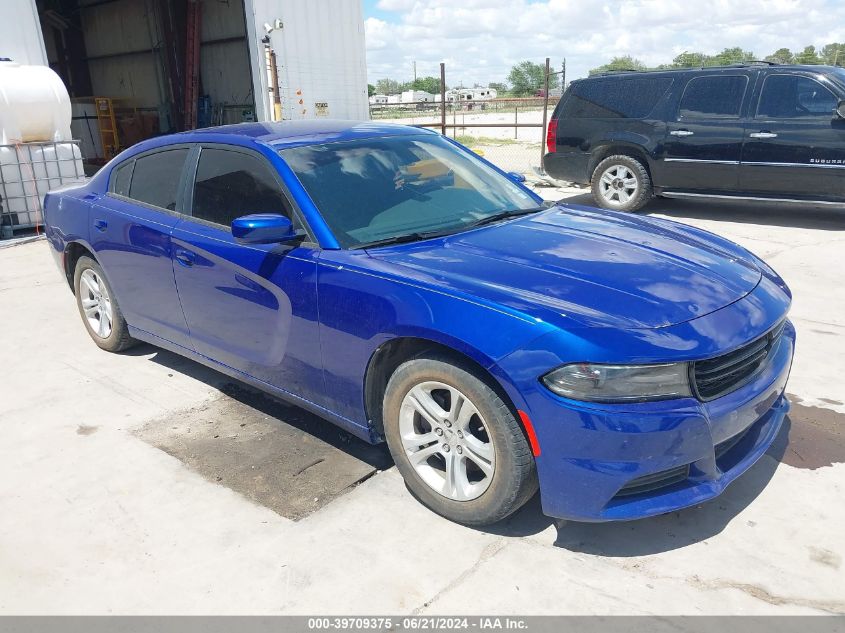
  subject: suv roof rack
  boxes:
[725,60,778,67]
[592,68,642,76]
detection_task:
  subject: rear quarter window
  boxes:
[560,77,673,119]
[128,148,190,211]
[110,160,133,197]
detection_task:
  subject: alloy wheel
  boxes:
[598,164,639,205]
[399,380,495,501]
[79,268,113,339]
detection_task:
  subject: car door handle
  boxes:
[93,219,108,232]
[749,131,778,139]
[174,250,196,267]
[670,129,694,137]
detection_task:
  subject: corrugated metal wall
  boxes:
[50,0,252,118]
[199,0,253,113]
[249,0,369,121]
[36,0,367,127]
[78,0,165,108]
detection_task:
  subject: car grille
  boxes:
[614,464,690,497]
[692,320,786,401]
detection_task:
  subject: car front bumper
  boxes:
[523,320,794,522]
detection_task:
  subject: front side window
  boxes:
[678,75,748,119]
[562,77,673,119]
[191,149,291,227]
[281,134,540,248]
[757,75,838,118]
[128,148,189,211]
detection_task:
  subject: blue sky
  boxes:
[363,0,844,87]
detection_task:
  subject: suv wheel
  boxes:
[591,154,652,212]
[383,355,538,526]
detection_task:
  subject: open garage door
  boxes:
[37,0,256,164]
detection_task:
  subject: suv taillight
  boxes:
[546,119,557,154]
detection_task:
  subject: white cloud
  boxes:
[365,0,845,86]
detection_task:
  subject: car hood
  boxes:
[367,205,762,329]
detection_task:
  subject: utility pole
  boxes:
[561,58,566,89]
[413,60,417,82]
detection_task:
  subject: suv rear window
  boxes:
[678,75,748,119]
[561,77,673,119]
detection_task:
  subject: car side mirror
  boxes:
[836,100,845,119]
[231,214,302,244]
[506,171,526,183]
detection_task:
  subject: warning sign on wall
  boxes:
[314,102,329,117]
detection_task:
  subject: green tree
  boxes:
[765,48,794,64]
[588,55,647,76]
[670,51,711,68]
[410,76,441,95]
[507,61,559,96]
[821,43,845,66]
[711,47,755,65]
[488,81,508,94]
[367,83,375,97]
[794,45,822,64]
[375,78,402,95]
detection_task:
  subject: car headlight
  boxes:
[541,362,692,403]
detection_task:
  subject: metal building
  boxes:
[3,0,368,161]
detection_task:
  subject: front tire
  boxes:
[383,355,538,526]
[73,256,136,352]
[591,154,652,212]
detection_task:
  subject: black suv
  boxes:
[543,64,845,211]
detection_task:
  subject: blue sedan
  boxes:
[44,121,794,525]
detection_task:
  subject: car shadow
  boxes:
[483,416,792,556]
[549,190,845,231]
[130,342,393,471]
[131,341,790,555]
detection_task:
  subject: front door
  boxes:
[740,72,845,200]
[658,73,753,192]
[90,147,193,349]
[170,146,325,404]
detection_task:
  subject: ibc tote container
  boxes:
[0,58,84,238]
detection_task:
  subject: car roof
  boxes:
[169,119,436,150]
[580,64,842,81]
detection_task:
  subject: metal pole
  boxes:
[440,62,446,136]
[540,57,550,172]
[269,49,282,121]
[514,103,518,139]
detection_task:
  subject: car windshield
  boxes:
[280,134,540,248]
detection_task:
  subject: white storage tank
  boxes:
[0,59,73,144]
[0,58,84,237]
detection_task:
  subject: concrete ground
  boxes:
[1,191,844,615]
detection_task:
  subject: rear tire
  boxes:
[383,355,538,526]
[73,256,136,352]
[591,154,652,212]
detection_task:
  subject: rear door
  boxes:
[739,72,845,200]
[170,145,325,404]
[90,147,193,348]
[659,73,753,192]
